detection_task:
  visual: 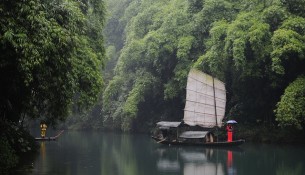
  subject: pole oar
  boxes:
[157,138,166,143]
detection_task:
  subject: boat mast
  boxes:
[212,77,218,127]
[212,77,219,142]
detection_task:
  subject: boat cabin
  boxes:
[153,121,216,144]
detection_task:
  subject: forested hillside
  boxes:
[103,0,305,134]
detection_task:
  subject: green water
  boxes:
[21,131,305,175]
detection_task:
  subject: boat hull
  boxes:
[34,130,64,141]
[152,136,245,147]
[35,137,57,141]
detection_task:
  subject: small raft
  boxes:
[35,130,64,141]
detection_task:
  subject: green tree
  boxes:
[103,0,192,131]
[0,0,105,125]
[0,0,106,169]
[275,76,305,129]
[280,0,305,17]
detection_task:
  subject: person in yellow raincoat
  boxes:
[40,122,47,138]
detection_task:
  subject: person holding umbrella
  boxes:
[226,120,237,142]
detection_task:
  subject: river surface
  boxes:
[22,131,305,175]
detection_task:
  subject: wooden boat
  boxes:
[152,136,245,147]
[35,130,64,141]
[152,69,245,147]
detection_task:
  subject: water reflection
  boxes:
[156,146,242,175]
[22,132,305,175]
[37,142,46,173]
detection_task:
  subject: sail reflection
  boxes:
[184,163,223,175]
[156,147,241,175]
[157,160,180,172]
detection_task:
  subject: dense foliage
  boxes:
[103,0,305,132]
[0,0,106,170]
[275,76,305,130]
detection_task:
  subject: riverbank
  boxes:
[236,124,305,144]
[62,121,305,145]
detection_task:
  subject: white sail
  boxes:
[183,69,226,128]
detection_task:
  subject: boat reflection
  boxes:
[156,146,242,175]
